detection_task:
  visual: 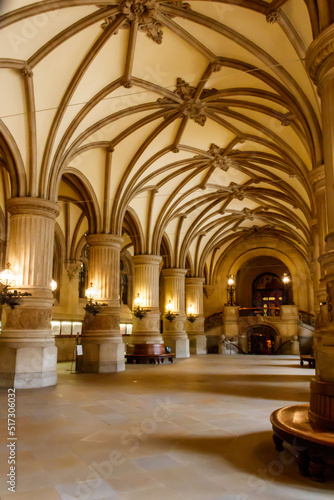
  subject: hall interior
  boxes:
[1,0,334,487]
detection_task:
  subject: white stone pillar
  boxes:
[162,268,189,358]
[306,25,334,429]
[131,254,163,344]
[0,197,59,388]
[81,234,125,373]
[185,277,206,354]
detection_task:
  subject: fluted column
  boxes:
[0,197,59,388]
[306,25,334,429]
[309,167,327,334]
[131,255,163,344]
[185,277,206,354]
[81,234,124,373]
[162,268,189,358]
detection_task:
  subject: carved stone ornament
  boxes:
[83,310,120,331]
[203,285,215,299]
[5,308,52,331]
[133,315,160,331]
[266,11,280,24]
[207,143,231,171]
[65,260,81,281]
[326,280,334,323]
[101,0,164,43]
[228,182,244,200]
[158,78,218,126]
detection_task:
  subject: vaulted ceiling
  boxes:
[0,1,332,280]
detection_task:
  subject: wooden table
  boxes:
[270,404,334,482]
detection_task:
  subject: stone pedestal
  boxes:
[223,306,239,338]
[131,255,163,345]
[0,198,59,388]
[81,234,125,373]
[162,268,189,358]
[81,306,125,372]
[185,277,206,354]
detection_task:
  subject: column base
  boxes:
[188,334,207,354]
[163,335,189,358]
[0,345,57,388]
[80,338,125,373]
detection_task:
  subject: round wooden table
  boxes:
[270,404,334,482]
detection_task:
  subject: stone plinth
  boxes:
[163,315,189,358]
[0,198,59,388]
[81,235,125,373]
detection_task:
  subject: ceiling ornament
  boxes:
[101,0,191,43]
[227,182,244,200]
[158,78,218,126]
[101,0,163,43]
[208,143,231,171]
[266,11,280,24]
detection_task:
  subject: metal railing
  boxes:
[239,306,280,317]
[204,310,223,331]
[298,310,315,327]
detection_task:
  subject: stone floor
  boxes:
[0,355,334,500]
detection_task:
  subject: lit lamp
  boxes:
[0,262,31,309]
[84,282,104,315]
[133,292,146,319]
[226,275,235,306]
[187,303,196,323]
[51,279,57,292]
[282,273,290,305]
[165,300,176,321]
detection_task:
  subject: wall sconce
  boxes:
[226,275,235,306]
[0,262,31,309]
[187,303,196,323]
[165,300,177,321]
[84,282,105,315]
[133,292,146,319]
[51,279,57,292]
[282,273,290,305]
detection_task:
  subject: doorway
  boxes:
[247,325,277,354]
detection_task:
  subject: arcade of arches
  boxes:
[1,1,334,431]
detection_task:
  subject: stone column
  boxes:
[81,234,125,373]
[0,197,59,388]
[131,254,163,344]
[309,166,327,329]
[162,268,189,358]
[306,24,334,429]
[185,277,206,354]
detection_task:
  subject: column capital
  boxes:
[306,23,334,88]
[132,254,162,266]
[309,165,325,191]
[185,277,205,285]
[6,197,60,219]
[162,268,187,278]
[86,234,123,248]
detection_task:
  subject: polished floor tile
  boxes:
[0,355,333,500]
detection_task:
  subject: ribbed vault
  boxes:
[0,0,327,280]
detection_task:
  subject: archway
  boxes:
[247,325,277,355]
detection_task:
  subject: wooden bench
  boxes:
[300,355,316,368]
[270,404,334,482]
[125,343,174,364]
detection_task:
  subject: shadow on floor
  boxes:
[150,431,334,491]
